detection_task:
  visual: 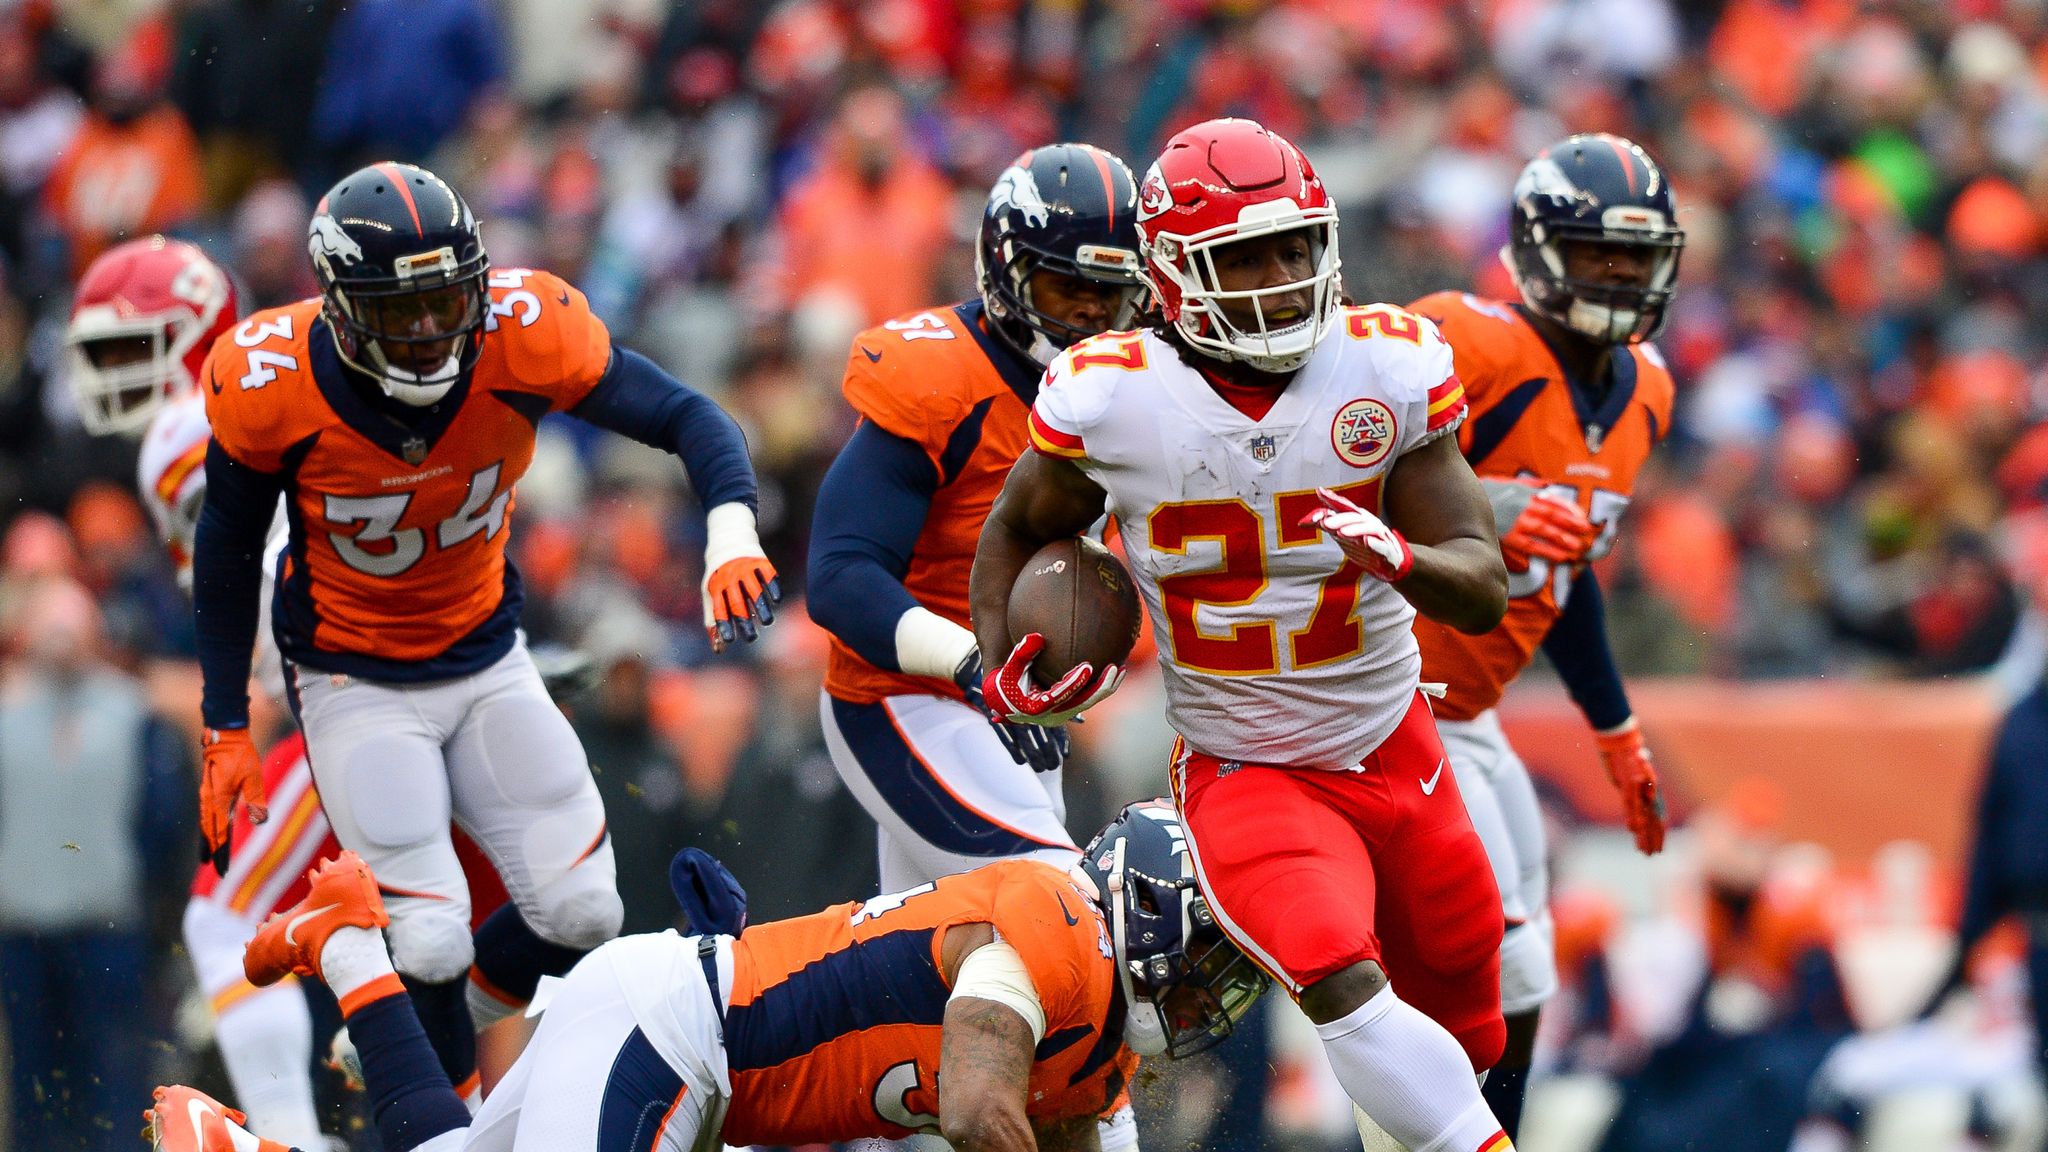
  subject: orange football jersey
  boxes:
[719,858,1134,1146]
[1407,291,1673,720]
[202,269,611,678]
[823,302,1042,705]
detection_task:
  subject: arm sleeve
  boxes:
[1957,713,2025,949]
[805,420,939,671]
[1540,565,1634,732]
[136,714,193,881]
[193,440,286,730]
[569,347,758,512]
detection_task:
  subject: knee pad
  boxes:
[527,863,624,951]
[385,906,477,984]
[1499,919,1560,1016]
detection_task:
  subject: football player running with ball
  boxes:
[191,163,777,1093]
[144,802,1269,1152]
[1406,133,1681,1138]
[971,118,1516,1152]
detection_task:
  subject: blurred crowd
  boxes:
[3,0,2048,1149]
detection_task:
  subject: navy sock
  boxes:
[348,993,471,1152]
[1480,1058,1531,1141]
[401,975,476,1088]
[472,903,590,1003]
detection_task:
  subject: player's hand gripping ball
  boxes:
[988,537,1141,725]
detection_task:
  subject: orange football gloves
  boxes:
[1596,718,1665,855]
[200,727,267,875]
[1501,483,1598,572]
[701,504,781,652]
[703,555,781,651]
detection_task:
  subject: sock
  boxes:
[345,992,473,1152]
[1315,986,1510,1152]
[467,903,588,1030]
[212,981,326,1150]
[1479,1059,1529,1141]
[402,975,478,1092]
[1098,1102,1139,1152]
[319,925,402,1013]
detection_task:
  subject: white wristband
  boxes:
[894,606,979,681]
[950,937,1046,1044]
[702,502,765,573]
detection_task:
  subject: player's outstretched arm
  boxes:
[1378,433,1508,634]
[570,347,777,649]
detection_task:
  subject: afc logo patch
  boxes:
[1331,398,1397,469]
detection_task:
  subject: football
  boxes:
[1006,536,1143,684]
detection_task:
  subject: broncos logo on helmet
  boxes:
[308,214,364,271]
[989,165,1053,229]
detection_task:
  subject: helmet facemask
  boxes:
[1147,210,1342,374]
[323,245,489,407]
[66,300,213,436]
[1508,210,1684,346]
[980,237,1145,367]
[1101,837,1270,1058]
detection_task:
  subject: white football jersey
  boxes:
[138,393,289,699]
[1030,306,1467,769]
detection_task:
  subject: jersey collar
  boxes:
[955,300,1044,406]
[1513,305,1638,447]
[309,316,473,465]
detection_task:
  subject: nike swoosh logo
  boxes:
[186,1098,216,1147]
[860,345,883,363]
[1055,893,1079,926]
[284,902,340,946]
[1420,759,1445,796]
[557,290,570,306]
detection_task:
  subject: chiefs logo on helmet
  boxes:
[1136,163,1172,222]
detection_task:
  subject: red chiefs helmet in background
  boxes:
[66,236,238,435]
[1134,118,1342,373]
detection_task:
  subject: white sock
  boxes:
[318,925,397,1004]
[1098,1102,1140,1152]
[214,982,326,1150]
[1314,985,1508,1152]
[466,973,524,1033]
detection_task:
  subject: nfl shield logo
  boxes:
[1248,434,1276,462]
[401,437,429,466]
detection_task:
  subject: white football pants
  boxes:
[291,636,621,985]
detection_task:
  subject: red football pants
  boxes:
[1171,690,1506,1071]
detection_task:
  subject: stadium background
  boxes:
[1,0,2046,1148]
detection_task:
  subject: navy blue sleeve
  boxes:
[135,714,193,879]
[1957,701,2037,949]
[1540,565,1634,732]
[193,439,284,730]
[569,348,758,512]
[805,420,940,672]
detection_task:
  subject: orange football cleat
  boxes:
[145,1084,291,1152]
[245,851,389,988]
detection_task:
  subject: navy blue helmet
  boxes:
[309,162,491,405]
[1504,134,1684,345]
[975,143,1145,366]
[1077,799,1268,1058]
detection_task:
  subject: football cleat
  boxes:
[245,851,388,987]
[144,1084,290,1152]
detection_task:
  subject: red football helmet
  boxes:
[1134,118,1342,373]
[66,236,238,435]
